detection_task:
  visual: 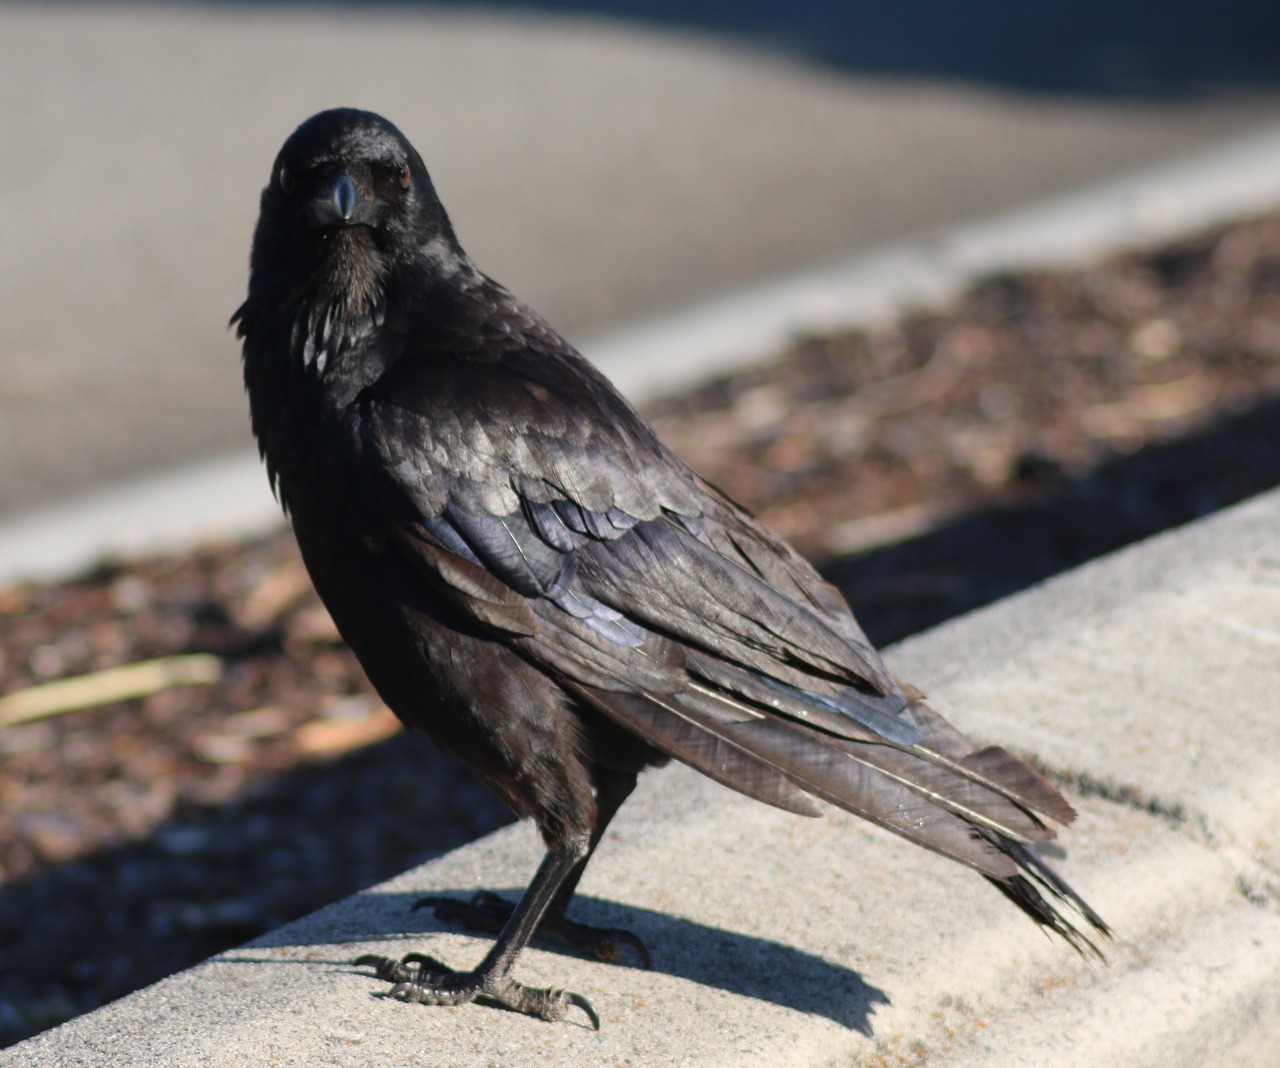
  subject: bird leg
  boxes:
[356,836,601,1028]
[413,771,651,968]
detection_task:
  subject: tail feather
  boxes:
[987,837,1111,959]
[573,668,1110,952]
[573,684,821,818]
[823,735,1052,845]
[959,745,1077,824]
[710,714,1022,877]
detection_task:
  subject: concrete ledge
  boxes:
[11,488,1278,1066]
[0,453,280,588]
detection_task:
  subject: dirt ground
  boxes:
[2,214,1278,1047]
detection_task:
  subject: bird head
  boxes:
[236,109,472,394]
[246,109,464,294]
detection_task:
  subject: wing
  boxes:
[349,279,1108,951]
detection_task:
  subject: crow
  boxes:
[234,108,1108,1029]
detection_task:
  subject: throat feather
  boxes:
[291,254,387,374]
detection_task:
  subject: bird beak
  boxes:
[306,171,370,230]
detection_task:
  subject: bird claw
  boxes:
[400,950,454,973]
[353,953,420,986]
[561,990,602,1030]
[354,952,600,1028]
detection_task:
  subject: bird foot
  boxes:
[413,891,652,968]
[353,953,600,1028]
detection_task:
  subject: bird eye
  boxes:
[397,161,411,189]
[278,165,296,195]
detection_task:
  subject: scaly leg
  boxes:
[415,771,650,967]
[356,833,600,1028]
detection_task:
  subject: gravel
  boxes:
[2,213,1278,1048]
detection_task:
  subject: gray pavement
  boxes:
[4,3,1280,519]
[8,486,1277,1067]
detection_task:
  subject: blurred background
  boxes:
[3,1,1280,518]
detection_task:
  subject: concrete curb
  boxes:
[587,121,1280,395]
[0,453,279,588]
[3,123,1280,588]
[10,487,1278,1066]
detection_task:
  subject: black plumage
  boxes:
[235,109,1108,1028]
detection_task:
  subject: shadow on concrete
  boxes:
[237,889,889,1031]
[221,1,1280,97]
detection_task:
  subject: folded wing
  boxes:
[355,318,1108,952]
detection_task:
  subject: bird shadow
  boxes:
[235,888,888,1032]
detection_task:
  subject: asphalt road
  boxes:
[3,2,1280,519]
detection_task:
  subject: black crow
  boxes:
[234,108,1107,1029]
